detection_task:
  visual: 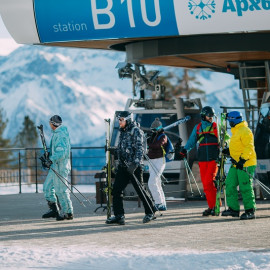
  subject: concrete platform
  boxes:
[1,193,270,253]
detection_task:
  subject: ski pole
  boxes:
[144,154,168,184]
[230,157,270,195]
[50,168,86,207]
[124,161,162,217]
[243,169,270,195]
[184,158,194,196]
[183,158,203,197]
[51,168,92,206]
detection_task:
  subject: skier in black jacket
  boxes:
[106,111,157,225]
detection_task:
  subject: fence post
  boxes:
[35,150,38,193]
[18,151,22,194]
[70,151,73,192]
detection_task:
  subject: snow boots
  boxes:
[221,207,240,217]
[240,209,255,220]
[56,213,74,221]
[106,215,125,225]
[143,214,156,223]
[42,201,59,218]
[155,204,167,211]
[202,208,215,216]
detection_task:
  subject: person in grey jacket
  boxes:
[106,111,157,225]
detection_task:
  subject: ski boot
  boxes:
[143,214,156,223]
[202,208,215,216]
[240,209,255,220]
[155,204,167,211]
[56,213,74,221]
[42,201,59,218]
[221,207,240,217]
[106,215,125,225]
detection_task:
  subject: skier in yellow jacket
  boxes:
[222,111,257,220]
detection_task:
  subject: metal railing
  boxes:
[0,146,105,194]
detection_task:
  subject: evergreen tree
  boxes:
[15,116,39,180]
[157,69,205,100]
[15,116,38,148]
[0,108,13,167]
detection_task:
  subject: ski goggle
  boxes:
[49,120,62,127]
[117,114,132,122]
[151,125,163,131]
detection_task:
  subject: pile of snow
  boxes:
[0,245,269,269]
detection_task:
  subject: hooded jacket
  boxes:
[117,121,144,166]
[147,131,167,159]
[49,125,71,172]
[229,121,257,167]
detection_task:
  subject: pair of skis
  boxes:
[104,119,113,219]
[214,113,228,216]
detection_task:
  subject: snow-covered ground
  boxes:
[0,183,95,195]
[1,184,270,269]
[0,246,270,270]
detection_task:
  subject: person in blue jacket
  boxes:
[179,106,219,216]
[41,115,74,221]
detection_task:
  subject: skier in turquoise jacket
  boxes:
[42,115,74,221]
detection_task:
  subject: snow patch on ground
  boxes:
[0,245,270,270]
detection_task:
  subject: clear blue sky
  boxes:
[0,15,11,38]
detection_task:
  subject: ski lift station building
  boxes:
[1,0,270,197]
[1,0,270,123]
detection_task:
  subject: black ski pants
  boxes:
[112,165,156,216]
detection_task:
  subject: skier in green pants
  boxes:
[222,111,257,220]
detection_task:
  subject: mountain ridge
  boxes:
[0,45,243,146]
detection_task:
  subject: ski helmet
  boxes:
[49,115,62,127]
[200,106,215,121]
[116,111,133,124]
[150,118,163,131]
[227,111,243,127]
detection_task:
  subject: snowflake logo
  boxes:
[188,0,216,20]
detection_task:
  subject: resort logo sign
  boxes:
[188,0,216,20]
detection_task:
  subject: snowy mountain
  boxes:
[0,45,131,146]
[0,45,243,146]
[205,79,243,114]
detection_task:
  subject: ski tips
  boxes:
[80,202,86,207]
[83,199,92,205]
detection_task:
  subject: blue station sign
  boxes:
[33,0,270,43]
[34,0,179,43]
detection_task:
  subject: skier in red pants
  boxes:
[179,106,219,216]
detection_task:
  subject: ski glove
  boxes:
[222,147,230,156]
[127,163,138,175]
[235,157,246,170]
[179,148,187,160]
[108,147,118,156]
[39,156,53,169]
